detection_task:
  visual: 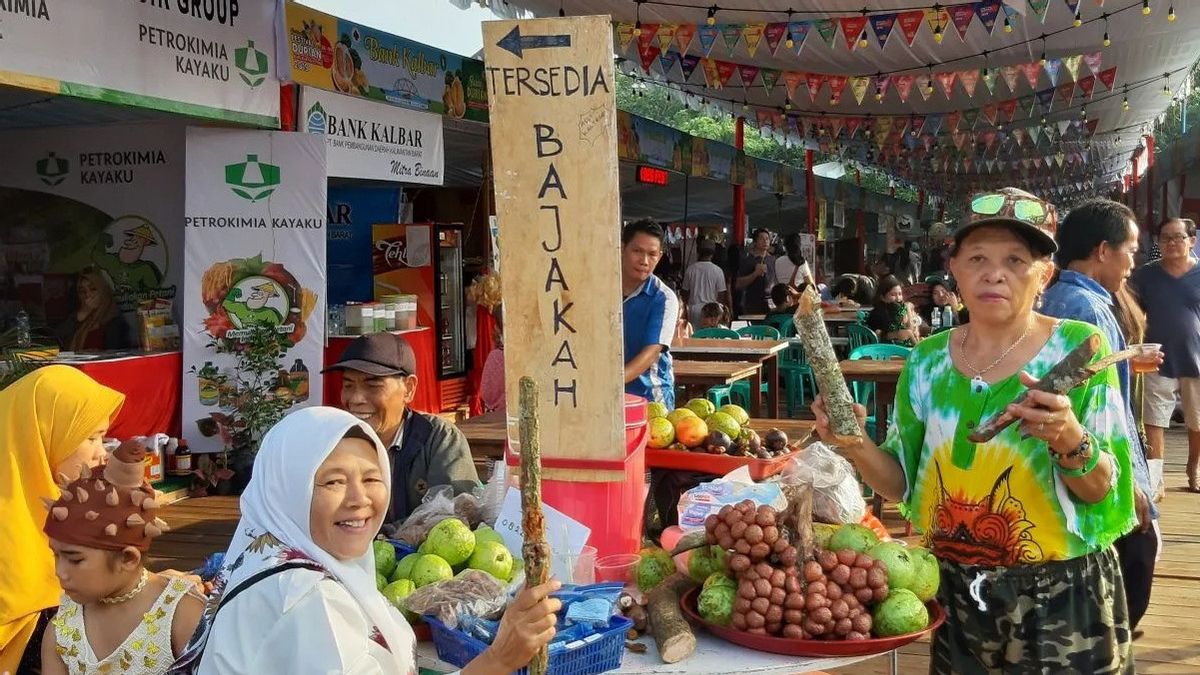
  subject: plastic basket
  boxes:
[388,539,417,559]
[427,614,633,675]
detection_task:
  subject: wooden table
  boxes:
[672,338,789,417]
[673,359,765,416]
[840,358,906,519]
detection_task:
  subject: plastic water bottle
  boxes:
[15,310,31,348]
[931,307,943,331]
[942,306,955,328]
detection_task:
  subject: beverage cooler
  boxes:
[373,222,466,381]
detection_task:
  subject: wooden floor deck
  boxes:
[150,431,1200,673]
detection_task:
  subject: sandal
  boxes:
[1188,474,1200,493]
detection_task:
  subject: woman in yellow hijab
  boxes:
[0,366,124,674]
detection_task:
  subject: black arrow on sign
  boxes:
[496,25,571,58]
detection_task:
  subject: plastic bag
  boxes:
[404,569,509,629]
[480,461,507,526]
[385,485,483,544]
[677,466,787,532]
[781,442,866,524]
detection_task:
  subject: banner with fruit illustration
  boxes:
[183,128,327,453]
[300,86,444,185]
[0,1,278,126]
[285,2,488,123]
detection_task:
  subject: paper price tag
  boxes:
[494,487,591,582]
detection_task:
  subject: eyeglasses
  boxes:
[971,193,1050,225]
[1159,233,1194,243]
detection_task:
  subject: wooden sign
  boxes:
[482,16,626,478]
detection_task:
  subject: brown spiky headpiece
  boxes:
[42,440,169,552]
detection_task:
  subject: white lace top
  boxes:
[52,576,192,675]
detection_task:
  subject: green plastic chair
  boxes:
[846,323,879,353]
[737,325,782,341]
[778,341,816,416]
[693,327,740,339]
[763,314,797,338]
[847,344,910,438]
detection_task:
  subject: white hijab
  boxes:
[175,407,412,672]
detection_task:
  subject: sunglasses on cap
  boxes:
[970,193,1051,226]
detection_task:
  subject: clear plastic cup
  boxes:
[552,544,597,584]
[594,553,640,584]
[1131,343,1163,374]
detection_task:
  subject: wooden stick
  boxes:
[517,376,550,675]
[646,574,697,663]
[792,287,862,444]
[967,334,1110,443]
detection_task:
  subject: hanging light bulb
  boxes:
[785,31,795,49]
[558,0,564,17]
[1169,4,1176,21]
[1041,116,1047,125]
[633,20,642,36]
[859,29,869,49]
[742,99,749,113]
[706,6,717,25]
[1080,107,1087,119]
[1074,7,1082,27]
[1122,93,1130,111]
[1003,15,1013,33]
[933,24,943,43]
[1103,29,1110,47]
[1142,0,1151,16]
[785,97,792,111]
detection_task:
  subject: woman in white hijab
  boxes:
[172,407,560,674]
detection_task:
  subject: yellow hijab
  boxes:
[0,366,124,673]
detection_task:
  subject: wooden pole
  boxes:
[518,376,550,675]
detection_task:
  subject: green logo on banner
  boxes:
[36,151,69,186]
[225,154,280,202]
[235,40,269,87]
[305,101,327,135]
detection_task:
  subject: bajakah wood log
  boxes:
[792,288,862,444]
[646,574,698,663]
[517,376,550,675]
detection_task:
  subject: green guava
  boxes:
[872,588,929,637]
[473,524,505,548]
[391,553,423,583]
[467,540,514,581]
[424,518,476,566]
[907,547,941,602]
[868,542,916,591]
[828,523,880,554]
[410,554,454,588]
[372,540,397,579]
[381,578,418,621]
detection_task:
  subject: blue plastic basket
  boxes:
[388,539,417,559]
[427,614,633,675]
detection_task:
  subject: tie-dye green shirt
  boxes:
[881,319,1136,566]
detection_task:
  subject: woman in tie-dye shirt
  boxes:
[812,188,1136,675]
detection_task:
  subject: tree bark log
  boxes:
[518,377,550,675]
[647,574,698,664]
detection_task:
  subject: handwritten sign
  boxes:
[495,487,591,581]
[483,17,626,475]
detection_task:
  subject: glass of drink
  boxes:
[1131,343,1163,374]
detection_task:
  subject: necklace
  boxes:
[99,569,149,605]
[958,318,1035,392]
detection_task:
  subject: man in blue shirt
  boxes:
[1041,198,1156,632]
[622,219,678,409]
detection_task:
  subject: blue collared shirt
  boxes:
[623,275,679,409]
[1042,270,1156,515]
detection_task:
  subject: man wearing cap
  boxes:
[92,216,164,300]
[325,333,479,523]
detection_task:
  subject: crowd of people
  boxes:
[1,189,1195,674]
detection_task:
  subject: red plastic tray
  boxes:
[679,587,945,658]
[645,446,799,480]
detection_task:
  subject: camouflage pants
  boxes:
[930,547,1134,675]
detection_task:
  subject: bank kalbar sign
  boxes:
[0,0,278,126]
[183,128,327,453]
[301,86,444,185]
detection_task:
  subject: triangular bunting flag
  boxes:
[756,109,774,130]
[1062,55,1082,81]
[1034,156,1043,169]
[738,64,760,88]
[1056,81,1075,106]
[675,24,696,54]
[1022,158,1031,170]
[1019,62,1042,90]
[840,16,870,50]
[1098,66,1117,91]
[870,14,896,49]
[1012,128,1025,147]
[910,115,927,136]
[637,43,661,74]
[1029,0,1051,22]
[916,74,933,101]
[999,98,1018,122]
[828,75,849,104]
[1019,95,1037,116]
[982,131,997,150]
[947,110,962,131]
[720,24,743,55]
[783,71,804,100]
[1055,151,1066,167]
[1077,75,1096,99]
[715,60,737,88]
[1057,119,1071,136]
[806,72,828,102]
[787,22,810,53]
[656,24,677,52]
[743,23,766,56]
[1029,125,1042,144]
[1002,65,1022,93]
[949,4,976,41]
[959,69,980,98]
[983,102,999,125]
[1085,119,1099,136]
[846,117,863,138]
[964,157,974,172]
[1045,58,1063,87]
[1081,52,1102,78]
[760,68,781,95]
[697,25,720,56]
[982,68,999,94]
[700,58,721,87]
[764,23,788,55]
[896,10,925,45]
[936,71,957,99]
[851,76,871,105]
[615,23,636,50]
[1036,88,1055,110]
[658,50,678,76]
[874,117,893,147]
[679,54,701,81]
[815,19,837,47]
[925,114,944,135]
[925,7,951,41]
[894,75,914,102]
[829,117,846,139]
[637,24,660,54]
[975,1,1003,33]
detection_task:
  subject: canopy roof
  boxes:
[462,0,1200,203]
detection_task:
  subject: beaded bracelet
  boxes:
[1052,435,1101,478]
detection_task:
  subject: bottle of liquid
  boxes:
[930,307,943,331]
[172,439,193,476]
[15,310,30,349]
[942,305,955,328]
[290,358,310,402]
[198,361,219,406]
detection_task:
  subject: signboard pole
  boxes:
[482,16,625,480]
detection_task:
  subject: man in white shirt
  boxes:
[774,232,813,294]
[681,239,731,329]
